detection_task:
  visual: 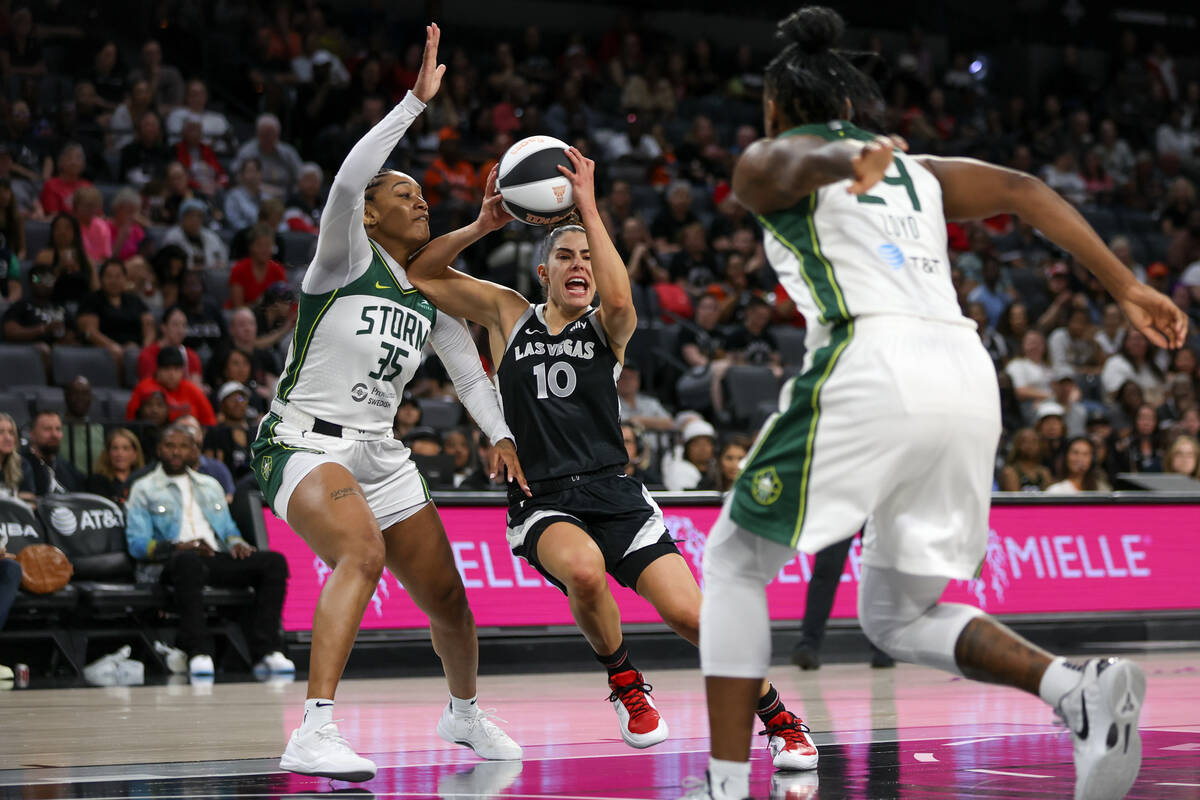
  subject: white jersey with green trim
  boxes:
[759,120,971,356]
[270,90,513,443]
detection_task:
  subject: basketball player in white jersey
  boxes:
[684,8,1187,800]
[400,153,818,770]
[250,25,525,781]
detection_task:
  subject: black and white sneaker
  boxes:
[1054,657,1146,800]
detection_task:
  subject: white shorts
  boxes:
[728,314,1001,580]
[252,412,431,531]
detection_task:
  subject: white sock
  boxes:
[302,698,334,731]
[1038,657,1085,707]
[707,757,750,800]
[450,694,478,717]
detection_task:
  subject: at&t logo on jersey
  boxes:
[877,242,905,269]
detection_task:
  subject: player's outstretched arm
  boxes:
[406,168,528,333]
[733,133,901,215]
[919,156,1189,349]
[557,147,637,351]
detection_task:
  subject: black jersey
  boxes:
[497,304,627,484]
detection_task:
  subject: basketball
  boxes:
[496,135,575,226]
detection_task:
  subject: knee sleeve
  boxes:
[857,564,983,675]
[699,506,796,679]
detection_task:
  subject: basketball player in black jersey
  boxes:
[405,149,818,769]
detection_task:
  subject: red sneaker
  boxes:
[607,669,668,748]
[760,710,818,770]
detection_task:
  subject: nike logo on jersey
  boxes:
[375,281,392,290]
[525,328,541,335]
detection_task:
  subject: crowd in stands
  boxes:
[0,1,1197,534]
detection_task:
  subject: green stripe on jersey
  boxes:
[278,287,339,401]
[780,120,876,142]
[758,193,851,323]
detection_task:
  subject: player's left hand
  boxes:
[490,438,531,496]
[230,541,256,560]
[846,135,896,196]
[557,147,597,216]
[1117,282,1189,349]
[477,166,514,233]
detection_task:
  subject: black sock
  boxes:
[756,684,785,724]
[597,642,634,678]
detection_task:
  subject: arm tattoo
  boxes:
[330,487,359,501]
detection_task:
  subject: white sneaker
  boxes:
[677,773,751,800]
[280,721,377,782]
[188,654,214,677]
[1054,657,1146,800]
[436,702,523,760]
[436,760,523,796]
[255,651,295,673]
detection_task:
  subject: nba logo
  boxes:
[553,185,566,203]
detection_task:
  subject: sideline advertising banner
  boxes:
[264,502,1191,631]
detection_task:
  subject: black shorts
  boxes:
[506,472,679,595]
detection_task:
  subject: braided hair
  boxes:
[765,6,885,130]
[364,168,399,203]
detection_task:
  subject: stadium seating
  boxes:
[51,346,120,388]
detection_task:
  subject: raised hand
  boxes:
[412,23,446,103]
[556,146,597,216]
[476,166,514,233]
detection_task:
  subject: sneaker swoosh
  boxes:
[315,702,333,708]
[1077,694,1089,740]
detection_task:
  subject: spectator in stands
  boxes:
[670,221,720,296]
[230,198,286,262]
[651,180,698,255]
[1034,401,1068,471]
[0,178,25,293]
[393,393,421,442]
[77,258,153,370]
[40,143,92,216]
[124,422,291,678]
[702,435,751,493]
[1165,434,1200,479]
[206,348,264,414]
[133,389,168,457]
[174,414,235,500]
[1046,436,1109,493]
[968,300,1008,365]
[1094,302,1127,356]
[724,298,781,369]
[1006,329,1054,420]
[1048,306,1102,375]
[174,117,227,198]
[203,382,253,480]
[126,348,215,426]
[37,213,95,306]
[166,80,235,155]
[86,428,144,505]
[0,540,19,676]
[423,130,478,212]
[228,225,286,309]
[61,376,105,475]
[1167,210,1200,271]
[1101,329,1165,405]
[253,281,295,354]
[621,421,663,489]
[224,158,264,232]
[678,293,726,368]
[0,412,34,501]
[285,162,325,231]
[966,256,1013,328]
[1041,149,1088,207]
[619,215,667,286]
[662,417,716,492]
[118,111,170,189]
[234,114,302,200]
[163,199,228,271]
[219,307,280,398]
[612,359,670,433]
[140,306,202,383]
[1160,177,1197,234]
[129,39,184,111]
[1109,379,1147,436]
[108,78,153,155]
[2,264,73,365]
[107,188,147,264]
[1049,368,1089,438]
[1111,403,1164,473]
[1097,119,1135,194]
[442,428,478,489]
[21,410,83,495]
[998,428,1052,492]
[996,300,1031,360]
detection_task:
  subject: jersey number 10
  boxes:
[533,361,577,399]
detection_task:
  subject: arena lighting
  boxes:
[969,55,989,82]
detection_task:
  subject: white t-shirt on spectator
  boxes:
[661,452,703,492]
[1100,354,1164,400]
[162,225,229,271]
[1094,328,1126,357]
[1005,358,1052,394]
[168,474,220,551]
[1180,261,1200,288]
[1044,479,1080,494]
[166,109,234,152]
[1047,327,1094,369]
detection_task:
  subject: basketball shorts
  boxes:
[506,472,679,594]
[729,315,1002,581]
[250,410,431,530]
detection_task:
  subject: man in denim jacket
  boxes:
[126,423,292,678]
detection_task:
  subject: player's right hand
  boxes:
[1118,282,1189,349]
[412,23,446,103]
[846,135,896,196]
[491,438,531,496]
